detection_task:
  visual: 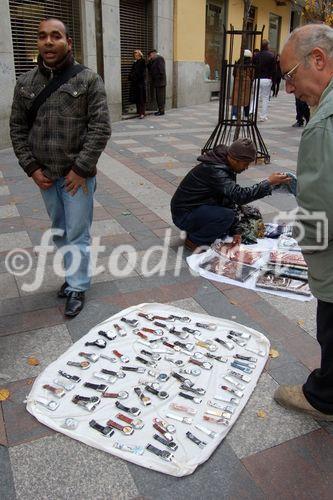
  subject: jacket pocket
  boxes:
[58,83,87,118]
[18,86,36,110]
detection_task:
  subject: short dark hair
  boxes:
[261,39,269,50]
[40,17,70,38]
[148,49,157,56]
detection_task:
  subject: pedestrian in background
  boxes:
[10,18,111,317]
[129,49,146,119]
[292,97,310,127]
[147,49,166,116]
[271,54,282,97]
[275,23,333,421]
[252,39,276,121]
[231,49,254,120]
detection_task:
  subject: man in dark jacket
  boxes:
[171,138,290,251]
[147,49,166,115]
[10,18,111,317]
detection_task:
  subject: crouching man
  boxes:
[170,138,290,251]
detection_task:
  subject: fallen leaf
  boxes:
[27,356,40,366]
[26,379,34,385]
[257,409,267,418]
[297,320,305,327]
[0,388,10,401]
[269,348,280,359]
[229,300,239,306]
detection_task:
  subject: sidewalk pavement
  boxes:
[1,93,332,500]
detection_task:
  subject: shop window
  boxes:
[205,1,226,81]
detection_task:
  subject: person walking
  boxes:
[252,39,276,121]
[129,49,146,119]
[271,54,282,97]
[292,97,310,127]
[10,17,111,317]
[231,49,254,120]
[274,23,333,421]
[147,49,166,116]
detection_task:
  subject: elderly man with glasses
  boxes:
[274,24,333,421]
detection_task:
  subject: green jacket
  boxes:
[10,56,111,180]
[297,77,333,302]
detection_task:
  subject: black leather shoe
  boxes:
[58,282,69,298]
[154,111,165,116]
[64,291,85,317]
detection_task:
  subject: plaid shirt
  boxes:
[10,58,111,179]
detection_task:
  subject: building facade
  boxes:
[0,0,302,148]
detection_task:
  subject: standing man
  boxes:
[10,18,111,317]
[292,97,310,127]
[147,49,166,116]
[252,39,276,121]
[274,24,333,421]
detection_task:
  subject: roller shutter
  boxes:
[9,0,82,78]
[119,0,153,113]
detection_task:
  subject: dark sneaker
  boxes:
[292,121,303,127]
[58,282,69,298]
[64,291,85,317]
[154,111,165,116]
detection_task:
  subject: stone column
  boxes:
[152,0,173,110]
[101,0,122,121]
[0,0,16,148]
[80,0,98,72]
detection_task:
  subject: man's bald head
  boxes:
[285,24,333,61]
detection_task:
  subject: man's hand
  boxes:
[31,168,53,190]
[64,170,88,196]
[226,234,242,258]
[268,172,292,186]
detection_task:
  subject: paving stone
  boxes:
[226,373,319,459]
[0,307,63,337]
[146,156,179,165]
[242,429,333,499]
[0,445,16,500]
[91,219,127,237]
[127,440,264,500]
[0,324,71,382]
[65,299,120,342]
[1,378,55,446]
[112,139,139,144]
[9,434,139,500]
[259,292,317,338]
[15,264,64,297]
[128,147,156,153]
[269,360,311,385]
[0,205,20,219]
[0,273,19,300]
[167,297,207,315]
[0,185,10,196]
[0,231,32,253]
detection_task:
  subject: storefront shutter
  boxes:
[9,0,82,78]
[119,0,153,113]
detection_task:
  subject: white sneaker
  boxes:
[231,115,237,120]
[259,116,268,122]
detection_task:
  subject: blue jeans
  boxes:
[173,205,235,245]
[41,177,96,292]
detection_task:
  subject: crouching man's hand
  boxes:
[268,172,291,186]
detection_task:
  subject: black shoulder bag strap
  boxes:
[27,64,86,128]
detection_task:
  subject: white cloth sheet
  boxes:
[26,303,269,476]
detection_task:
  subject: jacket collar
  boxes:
[38,51,74,78]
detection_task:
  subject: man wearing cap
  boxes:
[171,138,290,251]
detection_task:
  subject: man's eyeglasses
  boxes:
[281,62,301,82]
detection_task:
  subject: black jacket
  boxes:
[253,49,276,79]
[147,55,166,87]
[170,146,271,215]
[129,58,146,104]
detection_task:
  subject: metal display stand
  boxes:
[203,26,270,164]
